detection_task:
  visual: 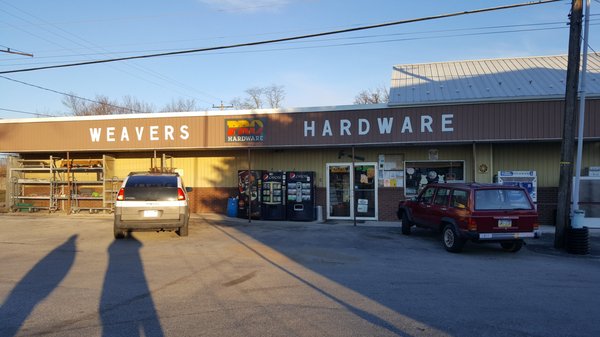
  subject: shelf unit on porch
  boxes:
[9,155,121,213]
[9,156,65,212]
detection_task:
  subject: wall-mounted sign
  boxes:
[225,119,266,142]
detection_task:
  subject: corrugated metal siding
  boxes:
[390,54,600,105]
[493,143,560,187]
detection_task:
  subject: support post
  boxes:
[555,0,583,249]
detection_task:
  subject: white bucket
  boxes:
[571,210,585,229]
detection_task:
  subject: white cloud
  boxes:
[198,0,292,13]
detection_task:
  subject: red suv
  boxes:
[397,183,540,253]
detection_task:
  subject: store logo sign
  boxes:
[225,119,265,142]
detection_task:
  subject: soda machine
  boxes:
[237,170,263,219]
[286,171,315,221]
[261,171,286,220]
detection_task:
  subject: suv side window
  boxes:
[419,187,436,204]
[433,188,450,206]
[451,189,469,209]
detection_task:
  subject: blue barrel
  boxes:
[226,198,238,217]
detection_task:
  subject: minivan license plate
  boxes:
[498,219,512,227]
[144,210,159,218]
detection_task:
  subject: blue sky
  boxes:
[0,0,596,118]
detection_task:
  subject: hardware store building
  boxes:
[1,55,599,225]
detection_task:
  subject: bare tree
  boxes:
[245,87,264,109]
[230,97,254,110]
[121,95,155,114]
[229,85,286,109]
[353,86,390,104]
[265,84,285,108]
[161,98,199,112]
[62,94,154,115]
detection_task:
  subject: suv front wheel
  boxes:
[442,224,465,253]
[401,212,412,235]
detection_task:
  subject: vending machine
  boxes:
[497,171,537,203]
[261,171,286,220]
[237,170,263,219]
[286,171,315,221]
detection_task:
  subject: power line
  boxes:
[0,75,150,113]
[0,0,561,75]
[0,46,33,57]
[3,24,576,68]
[0,107,56,117]
[1,18,583,64]
[0,1,218,104]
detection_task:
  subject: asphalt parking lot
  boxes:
[1,213,599,337]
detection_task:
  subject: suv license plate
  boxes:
[498,219,512,227]
[144,210,159,218]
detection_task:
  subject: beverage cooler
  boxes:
[286,171,316,221]
[237,170,263,219]
[261,171,286,220]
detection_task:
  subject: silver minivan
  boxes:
[113,172,192,238]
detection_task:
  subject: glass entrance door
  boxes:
[327,164,352,219]
[326,163,378,220]
[354,163,377,220]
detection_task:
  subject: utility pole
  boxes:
[0,47,33,57]
[212,101,233,110]
[555,0,583,249]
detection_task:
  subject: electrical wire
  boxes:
[0,0,562,75]
[2,23,580,69]
[0,107,56,117]
[0,1,218,104]
[1,18,583,64]
[0,75,150,113]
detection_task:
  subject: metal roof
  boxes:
[389,54,600,106]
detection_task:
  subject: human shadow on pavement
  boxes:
[0,235,78,337]
[99,235,164,337]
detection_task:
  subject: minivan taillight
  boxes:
[177,188,186,201]
[116,188,125,201]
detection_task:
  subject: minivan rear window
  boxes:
[475,189,533,210]
[125,175,178,188]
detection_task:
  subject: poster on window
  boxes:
[404,161,465,196]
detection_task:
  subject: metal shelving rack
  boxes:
[9,155,121,214]
[66,155,120,214]
[9,156,64,212]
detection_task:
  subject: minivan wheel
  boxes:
[177,221,189,237]
[442,224,465,253]
[113,219,126,239]
[500,240,523,253]
[401,212,411,235]
[113,226,125,239]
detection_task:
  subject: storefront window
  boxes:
[404,161,465,196]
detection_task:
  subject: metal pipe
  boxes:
[573,0,591,212]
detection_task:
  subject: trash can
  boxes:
[226,197,238,217]
[571,210,585,229]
